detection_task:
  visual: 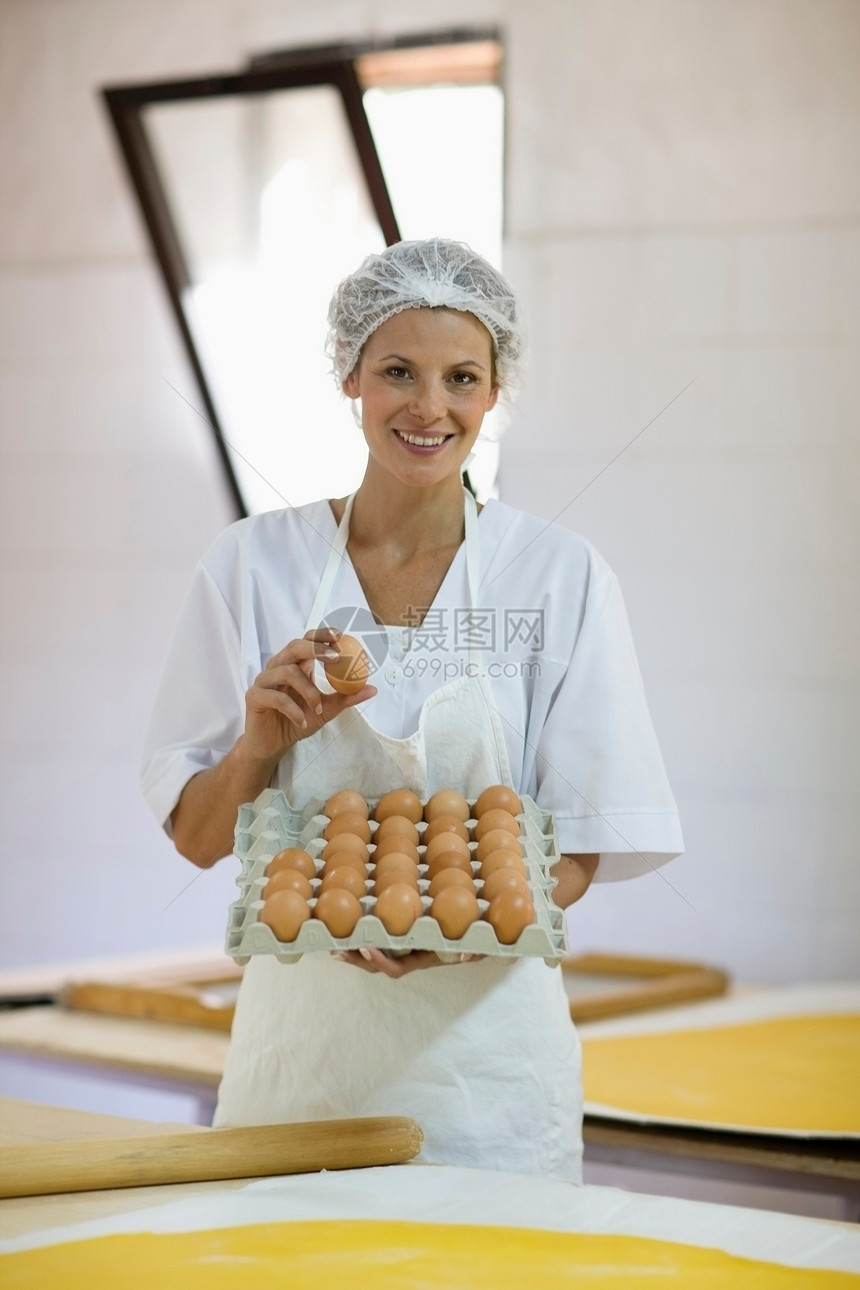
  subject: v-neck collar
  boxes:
[320,496,494,629]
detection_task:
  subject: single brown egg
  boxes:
[320,866,366,899]
[314,888,363,938]
[374,882,423,935]
[260,888,311,943]
[481,867,530,902]
[432,885,480,940]
[485,888,536,944]
[324,634,372,695]
[374,814,420,845]
[428,867,476,898]
[424,815,470,845]
[425,850,474,881]
[373,789,423,824]
[373,833,420,862]
[321,834,369,865]
[475,829,523,863]
[475,785,523,818]
[324,790,369,820]
[264,869,314,901]
[424,789,470,823]
[373,867,420,896]
[479,849,528,880]
[321,850,368,877]
[473,809,520,842]
[373,851,420,880]
[424,832,471,865]
[268,847,316,880]
[322,811,372,844]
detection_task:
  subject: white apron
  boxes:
[215,490,583,1181]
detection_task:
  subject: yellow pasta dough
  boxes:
[1,1220,854,1289]
[582,1013,860,1132]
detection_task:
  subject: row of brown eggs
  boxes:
[323,785,523,827]
[261,880,536,946]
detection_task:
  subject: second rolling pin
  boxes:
[0,1116,423,1198]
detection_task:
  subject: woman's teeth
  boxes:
[395,430,448,447]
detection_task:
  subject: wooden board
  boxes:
[564,952,728,1022]
[57,974,241,1032]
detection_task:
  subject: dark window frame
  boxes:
[101,28,502,518]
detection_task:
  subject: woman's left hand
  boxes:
[332,949,483,977]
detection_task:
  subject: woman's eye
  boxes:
[385,366,410,380]
[450,371,477,386]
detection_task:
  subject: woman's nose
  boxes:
[407,383,445,423]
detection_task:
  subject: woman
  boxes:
[142,238,683,1181]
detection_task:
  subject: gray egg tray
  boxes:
[225,789,568,966]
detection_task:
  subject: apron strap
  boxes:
[306,488,480,650]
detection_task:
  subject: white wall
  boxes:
[0,0,857,989]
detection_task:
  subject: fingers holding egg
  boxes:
[323,634,373,695]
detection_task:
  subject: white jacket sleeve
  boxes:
[530,558,684,881]
[140,560,246,832]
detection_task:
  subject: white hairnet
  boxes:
[326,238,524,392]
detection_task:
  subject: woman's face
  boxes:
[342,308,498,490]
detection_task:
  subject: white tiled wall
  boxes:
[0,0,857,1001]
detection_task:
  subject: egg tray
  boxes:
[224,789,568,967]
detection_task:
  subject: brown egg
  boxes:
[260,888,311,943]
[321,834,369,865]
[431,885,480,940]
[428,867,476,898]
[424,815,470,845]
[479,849,527,880]
[268,847,316,880]
[324,634,372,695]
[475,785,523,818]
[473,809,520,842]
[374,814,420,846]
[373,851,419,880]
[321,850,368,877]
[374,882,423,935]
[424,789,470,823]
[485,888,536,944]
[373,867,420,896]
[373,789,423,824]
[481,867,530,902]
[475,829,523,863]
[264,869,314,901]
[322,812,372,844]
[425,832,471,865]
[324,790,369,820]
[320,866,366,899]
[425,850,474,881]
[314,888,363,938]
[373,833,420,863]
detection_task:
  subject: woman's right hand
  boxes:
[242,628,376,764]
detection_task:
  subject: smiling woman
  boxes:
[141,237,683,1184]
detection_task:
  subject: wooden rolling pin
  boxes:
[0,1116,423,1199]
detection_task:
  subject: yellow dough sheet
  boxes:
[582,1011,860,1134]
[3,1220,858,1290]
